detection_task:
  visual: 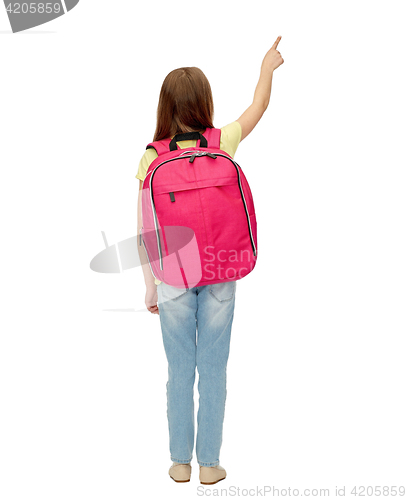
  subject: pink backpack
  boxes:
[140,128,257,289]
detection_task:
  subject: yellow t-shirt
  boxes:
[136,121,242,285]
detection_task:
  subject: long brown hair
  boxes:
[153,67,214,142]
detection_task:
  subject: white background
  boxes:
[1,1,406,498]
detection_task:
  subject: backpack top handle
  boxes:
[169,131,208,151]
[146,128,220,156]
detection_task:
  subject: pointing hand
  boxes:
[262,36,284,72]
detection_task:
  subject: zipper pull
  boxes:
[189,152,216,162]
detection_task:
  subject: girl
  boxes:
[136,37,284,484]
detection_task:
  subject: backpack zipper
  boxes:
[215,154,257,259]
[189,152,217,163]
[146,153,257,271]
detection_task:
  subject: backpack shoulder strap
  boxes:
[146,138,172,156]
[203,127,221,149]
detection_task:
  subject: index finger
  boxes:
[271,36,282,50]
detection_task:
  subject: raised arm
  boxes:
[237,36,284,141]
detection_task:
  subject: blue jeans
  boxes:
[157,280,236,467]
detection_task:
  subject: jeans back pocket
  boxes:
[209,281,236,302]
[158,282,189,304]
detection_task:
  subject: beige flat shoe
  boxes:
[168,462,191,483]
[199,464,226,485]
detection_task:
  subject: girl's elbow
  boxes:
[261,99,269,112]
[253,99,268,115]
